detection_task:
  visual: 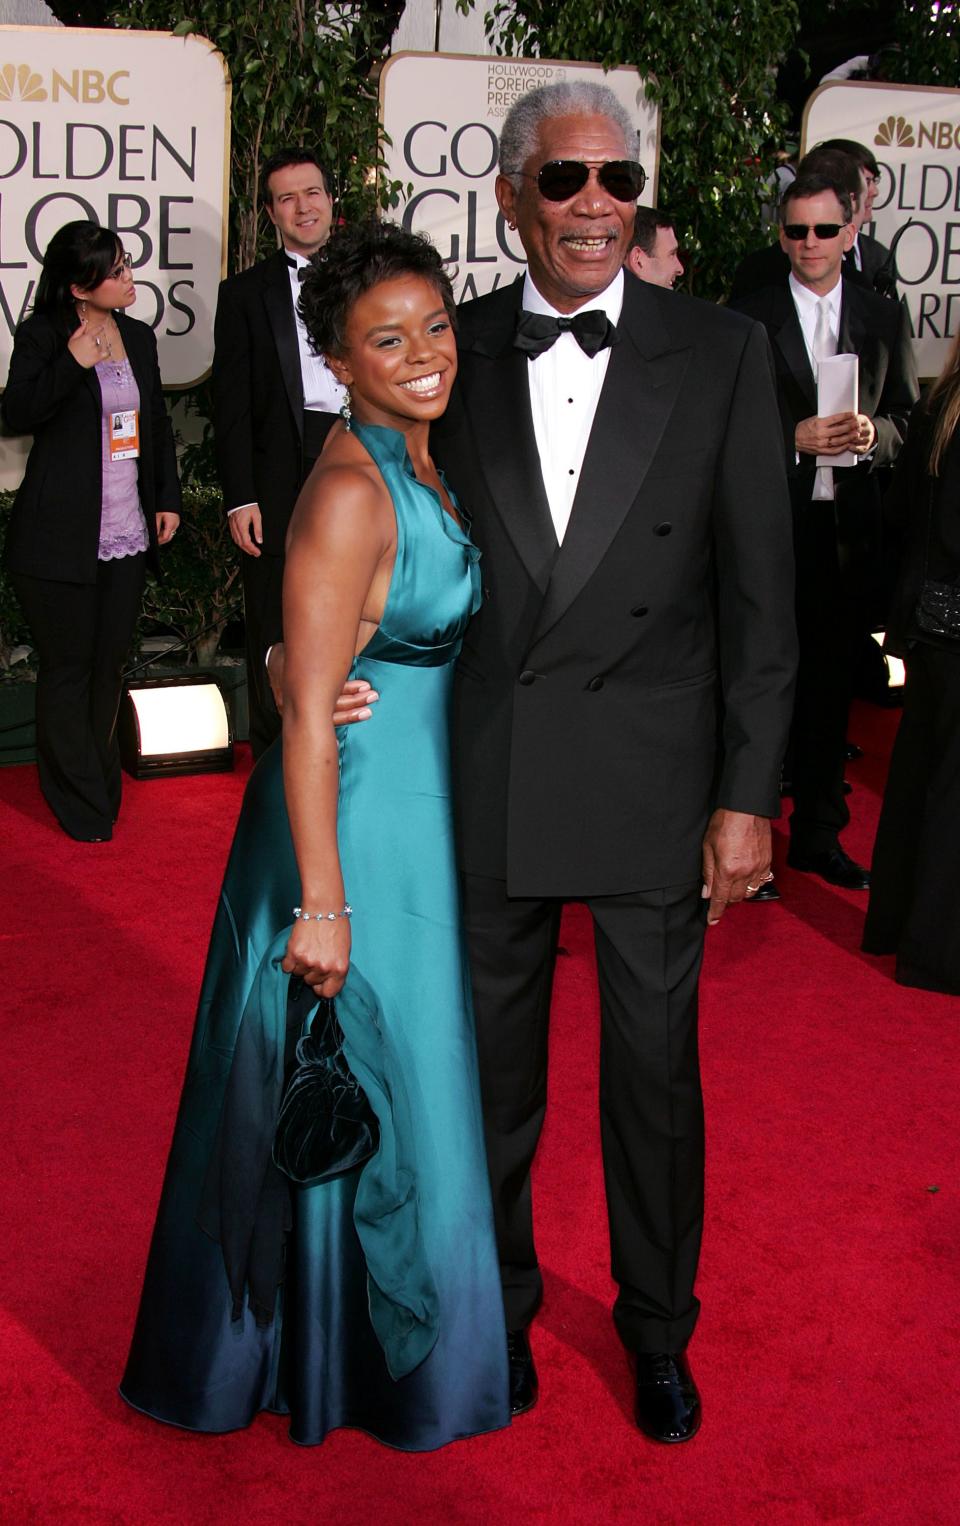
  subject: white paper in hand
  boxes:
[817,353,858,468]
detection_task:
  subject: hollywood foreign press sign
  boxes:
[0,24,230,398]
[804,80,960,379]
[379,53,660,306]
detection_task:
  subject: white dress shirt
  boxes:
[522,269,624,544]
[285,250,347,414]
[789,271,842,376]
[789,272,844,501]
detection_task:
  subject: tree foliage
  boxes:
[484,0,801,299]
[108,0,403,273]
[888,2,960,89]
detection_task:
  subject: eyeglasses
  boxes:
[108,252,134,279]
[782,223,846,241]
[516,159,646,204]
[863,171,882,188]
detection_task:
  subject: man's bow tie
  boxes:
[285,254,310,283]
[514,307,619,359]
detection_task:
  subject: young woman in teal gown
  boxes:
[120,223,510,1449]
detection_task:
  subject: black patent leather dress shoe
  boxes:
[507,1328,538,1416]
[634,1350,701,1443]
[747,877,780,902]
[787,845,871,889]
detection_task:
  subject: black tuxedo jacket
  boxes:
[728,232,898,305]
[432,276,797,897]
[211,249,310,557]
[729,278,918,555]
[2,310,180,584]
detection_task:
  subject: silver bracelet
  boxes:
[293,903,353,922]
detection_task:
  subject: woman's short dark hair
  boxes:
[33,221,123,329]
[298,220,456,359]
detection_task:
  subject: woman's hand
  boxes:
[282,915,351,998]
[156,511,180,545]
[67,316,109,369]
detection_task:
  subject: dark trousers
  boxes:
[242,413,336,760]
[13,554,146,840]
[461,872,706,1353]
[790,503,874,854]
[240,550,284,760]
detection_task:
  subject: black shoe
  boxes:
[634,1350,701,1444]
[507,1328,538,1416]
[787,845,871,889]
[747,877,780,902]
[844,741,864,760]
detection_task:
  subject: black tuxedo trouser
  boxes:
[790,502,876,854]
[461,872,706,1353]
[13,555,146,840]
[240,551,284,760]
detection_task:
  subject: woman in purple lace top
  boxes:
[3,221,181,841]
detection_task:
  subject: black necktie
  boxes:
[514,308,618,360]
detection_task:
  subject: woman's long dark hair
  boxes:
[926,330,960,477]
[33,221,122,331]
[298,220,455,360]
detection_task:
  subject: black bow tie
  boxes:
[285,255,310,283]
[514,307,618,359]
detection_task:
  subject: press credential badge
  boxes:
[110,409,140,461]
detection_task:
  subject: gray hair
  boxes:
[499,81,637,185]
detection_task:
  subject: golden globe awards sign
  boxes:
[379,53,659,305]
[0,25,230,392]
[804,80,960,379]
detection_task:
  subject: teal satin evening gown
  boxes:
[120,422,510,1449]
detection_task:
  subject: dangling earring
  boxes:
[79,299,87,321]
[340,386,352,432]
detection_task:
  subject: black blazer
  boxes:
[730,277,918,537]
[2,310,181,584]
[433,276,798,897]
[211,250,308,557]
[884,397,960,653]
[728,231,899,305]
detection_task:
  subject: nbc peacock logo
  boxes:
[0,63,47,102]
[874,115,915,149]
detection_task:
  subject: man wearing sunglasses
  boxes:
[729,141,898,304]
[731,172,917,893]
[418,80,797,1443]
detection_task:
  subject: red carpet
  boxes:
[0,702,956,1524]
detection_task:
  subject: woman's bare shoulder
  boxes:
[289,436,391,553]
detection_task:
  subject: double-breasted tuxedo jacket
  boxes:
[428,272,796,1348]
[433,274,798,898]
[211,249,336,751]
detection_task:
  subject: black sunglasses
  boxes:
[519,159,646,203]
[782,222,845,240]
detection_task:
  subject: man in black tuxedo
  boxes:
[422,82,797,1442]
[212,148,344,756]
[731,171,917,889]
[729,141,899,303]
